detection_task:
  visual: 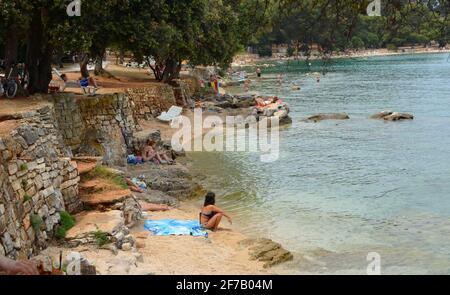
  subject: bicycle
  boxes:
[0,64,18,98]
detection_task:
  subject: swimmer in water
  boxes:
[277,74,283,86]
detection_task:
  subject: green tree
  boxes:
[351,36,365,49]
[366,32,380,48]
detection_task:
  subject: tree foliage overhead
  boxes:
[0,0,275,92]
[1,0,449,93]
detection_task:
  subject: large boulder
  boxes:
[305,113,350,122]
[66,210,125,241]
[65,210,135,250]
[128,164,206,200]
[370,111,414,121]
[134,190,180,207]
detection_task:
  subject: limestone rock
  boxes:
[66,210,124,241]
[241,238,293,268]
[134,190,180,207]
[128,164,205,200]
[121,197,142,227]
[370,111,414,121]
[17,125,39,146]
[305,113,350,122]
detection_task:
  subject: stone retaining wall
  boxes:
[52,93,139,167]
[0,83,188,259]
[0,106,81,259]
[126,84,176,120]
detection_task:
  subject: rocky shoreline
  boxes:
[233,47,450,68]
[0,87,293,275]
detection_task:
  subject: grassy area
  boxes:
[55,211,76,240]
[87,166,128,189]
[30,214,44,232]
[93,228,110,247]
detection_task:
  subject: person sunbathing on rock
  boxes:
[125,176,146,193]
[140,140,158,163]
[255,96,282,110]
[141,140,174,164]
[155,145,175,165]
[199,192,232,232]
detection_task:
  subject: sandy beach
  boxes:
[39,202,276,275]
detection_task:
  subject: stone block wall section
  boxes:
[51,93,139,167]
[0,106,82,259]
[126,84,177,120]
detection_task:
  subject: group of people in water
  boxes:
[244,67,321,92]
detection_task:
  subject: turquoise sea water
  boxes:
[187,53,450,274]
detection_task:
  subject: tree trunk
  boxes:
[149,60,165,81]
[4,23,19,77]
[26,9,52,94]
[79,54,89,77]
[162,59,181,84]
[119,50,125,65]
[94,49,105,75]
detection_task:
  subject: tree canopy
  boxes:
[1,0,449,94]
[256,0,450,57]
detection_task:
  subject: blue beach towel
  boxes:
[144,219,208,238]
[127,154,144,165]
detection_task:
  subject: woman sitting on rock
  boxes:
[200,192,232,231]
[141,140,174,165]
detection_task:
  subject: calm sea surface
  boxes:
[187,53,450,274]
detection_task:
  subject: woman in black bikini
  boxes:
[200,192,232,231]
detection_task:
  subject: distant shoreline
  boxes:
[233,47,450,67]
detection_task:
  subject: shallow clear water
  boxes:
[187,53,450,274]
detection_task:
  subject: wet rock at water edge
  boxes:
[304,113,350,122]
[370,111,414,121]
[240,238,293,268]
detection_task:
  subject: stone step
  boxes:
[72,156,102,175]
[81,188,133,207]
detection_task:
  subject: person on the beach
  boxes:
[140,202,171,212]
[255,96,282,109]
[256,67,262,78]
[209,74,219,93]
[140,139,157,162]
[158,146,175,164]
[200,192,232,231]
[0,256,38,275]
[141,140,174,164]
[59,73,99,91]
[79,74,99,89]
[59,74,78,91]
[125,177,146,193]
